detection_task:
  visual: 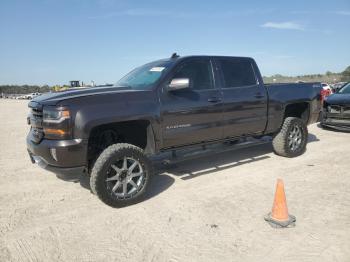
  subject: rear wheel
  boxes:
[90,143,153,207]
[272,117,308,157]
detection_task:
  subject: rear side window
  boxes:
[219,59,257,88]
[173,59,214,90]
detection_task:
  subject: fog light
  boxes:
[50,148,58,161]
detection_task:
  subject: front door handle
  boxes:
[208,97,222,103]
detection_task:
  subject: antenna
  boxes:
[171,52,179,59]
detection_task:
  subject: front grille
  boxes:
[31,107,43,118]
[28,103,44,143]
[343,107,350,115]
[327,105,350,115]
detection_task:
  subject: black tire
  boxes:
[319,123,326,129]
[319,115,330,130]
[319,112,326,129]
[90,143,153,207]
[272,117,308,157]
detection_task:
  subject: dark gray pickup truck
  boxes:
[27,54,322,207]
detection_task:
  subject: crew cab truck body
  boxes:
[27,55,322,207]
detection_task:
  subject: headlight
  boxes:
[43,107,71,139]
[328,106,341,114]
[43,108,70,122]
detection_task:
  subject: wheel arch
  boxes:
[86,119,157,170]
[283,101,310,124]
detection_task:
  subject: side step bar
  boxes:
[151,136,272,165]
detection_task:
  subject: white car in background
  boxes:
[15,93,41,100]
[320,83,333,102]
[322,83,332,92]
[25,93,42,100]
[29,93,41,99]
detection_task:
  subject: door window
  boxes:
[219,59,257,88]
[173,60,214,90]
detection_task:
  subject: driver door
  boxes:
[160,58,223,148]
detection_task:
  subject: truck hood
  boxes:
[31,86,143,105]
[325,93,350,105]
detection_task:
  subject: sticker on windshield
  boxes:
[149,67,165,72]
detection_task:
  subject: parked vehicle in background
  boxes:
[322,83,333,94]
[321,82,350,130]
[15,93,41,100]
[320,83,333,103]
[28,93,41,100]
[332,82,348,93]
[16,94,27,100]
[26,54,323,207]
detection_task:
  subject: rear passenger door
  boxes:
[160,58,223,148]
[215,58,268,138]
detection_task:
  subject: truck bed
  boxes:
[263,82,322,134]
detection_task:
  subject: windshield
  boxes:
[338,83,350,94]
[116,60,173,90]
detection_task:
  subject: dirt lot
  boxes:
[0,99,350,262]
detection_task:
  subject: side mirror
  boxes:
[168,78,190,91]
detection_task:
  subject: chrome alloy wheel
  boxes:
[106,157,145,199]
[288,124,302,151]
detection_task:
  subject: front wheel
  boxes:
[90,143,153,207]
[272,117,308,157]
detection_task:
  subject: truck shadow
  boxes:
[57,133,318,202]
[157,143,272,180]
[56,168,175,201]
[308,133,319,142]
[157,133,319,180]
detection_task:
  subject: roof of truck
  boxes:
[171,55,254,60]
[151,55,255,66]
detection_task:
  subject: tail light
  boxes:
[320,89,331,104]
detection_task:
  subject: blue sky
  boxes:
[0,0,349,85]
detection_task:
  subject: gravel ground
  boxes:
[0,99,350,262]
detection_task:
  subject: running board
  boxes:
[151,136,272,165]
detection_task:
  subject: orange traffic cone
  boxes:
[264,179,296,227]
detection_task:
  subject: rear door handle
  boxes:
[254,93,264,99]
[208,97,222,103]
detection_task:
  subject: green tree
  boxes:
[341,66,350,82]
